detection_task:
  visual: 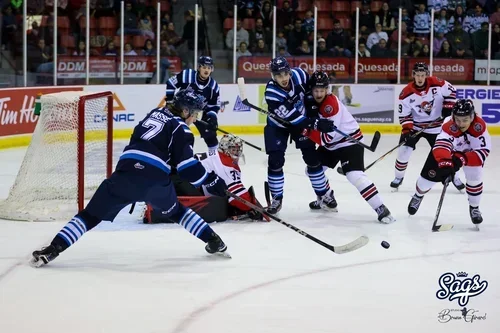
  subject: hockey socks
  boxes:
[268,168,284,199]
[306,165,330,196]
[173,206,213,243]
[394,146,413,178]
[346,171,383,210]
[466,181,483,207]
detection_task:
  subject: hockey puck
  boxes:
[381,241,390,249]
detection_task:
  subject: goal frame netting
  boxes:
[0,90,114,221]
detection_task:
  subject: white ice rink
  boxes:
[0,134,499,333]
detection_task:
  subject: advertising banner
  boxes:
[455,87,500,124]
[355,58,399,81]
[57,56,182,79]
[474,60,500,81]
[408,58,474,82]
[0,87,83,137]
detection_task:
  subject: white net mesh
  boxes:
[0,91,111,221]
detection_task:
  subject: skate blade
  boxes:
[379,216,396,224]
[390,187,400,193]
[28,257,45,268]
[213,251,232,259]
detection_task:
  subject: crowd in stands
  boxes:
[219,0,499,60]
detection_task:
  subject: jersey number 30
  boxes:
[141,118,164,140]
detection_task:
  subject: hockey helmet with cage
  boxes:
[172,89,207,118]
[218,134,244,160]
[452,99,475,117]
[412,62,429,75]
[310,71,329,89]
[270,56,291,75]
[198,56,214,69]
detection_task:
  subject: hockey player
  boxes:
[29,90,230,267]
[407,99,490,225]
[166,56,220,153]
[264,56,336,214]
[145,134,264,222]
[391,62,465,192]
[303,71,395,223]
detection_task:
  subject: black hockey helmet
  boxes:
[172,88,206,118]
[412,62,429,75]
[198,56,214,69]
[452,99,475,117]
[310,71,329,89]
[270,56,291,75]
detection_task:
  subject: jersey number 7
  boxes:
[141,118,164,140]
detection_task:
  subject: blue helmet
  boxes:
[173,88,207,117]
[198,56,214,69]
[270,56,290,75]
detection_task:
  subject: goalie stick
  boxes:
[197,119,264,152]
[431,176,454,232]
[336,117,444,175]
[237,77,381,152]
[226,190,369,254]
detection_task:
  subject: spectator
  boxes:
[371,38,392,57]
[295,39,312,55]
[389,21,410,55]
[452,43,472,58]
[388,0,413,17]
[447,0,466,12]
[253,38,269,55]
[259,1,273,30]
[413,4,431,36]
[276,0,295,32]
[367,23,389,49]
[276,30,287,50]
[433,28,447,55]
[287,18,308,54]
[302,10,315,34]
[428,0,448,12]
[73,40,86,56]
[376,2,396,33]
[326,19,353,57]
[492,23,500,58]
[161,13,171,26]
[123,42,137,55]
[102,41,118,55]
[160,39,177,56]
[434,9,451,34]
[446,21,472,56]
[473,22,490,58]
[182,9,206,58]
[278,46,291,57]
[358,42,371,57]
[449,5,466,28]
[353,2,376,32]
[491,4,500,25]
[118,2,141,36]
[164,22,182,48]
[243,2,257,19]
[463,5,489,33]
[31,39,53,73]
[142,39,156,56]
[236,41,252,57]
[2,6,17,50]
[437,40,453,57]
[417,43,431,57]
[399,8,414,32]
[316,38,332,56]
[249,18,272,51]
[139,14,155,40]
[226,18,249,50]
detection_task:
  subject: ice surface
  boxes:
[0,134,499,333]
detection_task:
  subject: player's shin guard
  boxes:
[346,171,383,210]
[268,168,284,199]
[306,165,330,197]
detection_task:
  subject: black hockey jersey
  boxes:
[119,107,208,187]
[166,69,220,117]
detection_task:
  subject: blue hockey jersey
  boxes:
[166,69,220,117]
[264,67,309,128]
[119,107,208,187]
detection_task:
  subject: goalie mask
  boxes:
[218,134,244,161]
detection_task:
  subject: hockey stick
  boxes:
[264,181,271,207]
[336,117,444,175]
[237,77,381,152]
[248,186,271,222]
[431,176,454,232]
[197,119,264,152]
[226,190,369,254]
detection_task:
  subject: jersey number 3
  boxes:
[141,118,164,140]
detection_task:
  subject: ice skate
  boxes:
[469,206,483,225]
[390,177,404,191]
[266,196,283,215]
[452,176,465,192]
[309,190,338,212]
[376,205,396,224]
[408,194,424,215]
[205,233,231,258]
[29,245,61,268]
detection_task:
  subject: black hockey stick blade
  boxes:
[369,131,381,152]
[226,190,369,254]
[336,166,345,175]
[264,181,271,207]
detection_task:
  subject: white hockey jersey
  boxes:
[304,94,362,150]
[398,76,456,134]
[195,150,252,211]
[433,115,491,167]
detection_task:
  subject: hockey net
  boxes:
[0,91,113,221]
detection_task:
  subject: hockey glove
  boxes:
[247,209,263,221]
[452,151,467,167]
[203,171,227,197]
[401,129,417,147]
[437,157,462,184]
[203,112,218,131]
[309,118,335,133]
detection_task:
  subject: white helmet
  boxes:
[218,134,243,160]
